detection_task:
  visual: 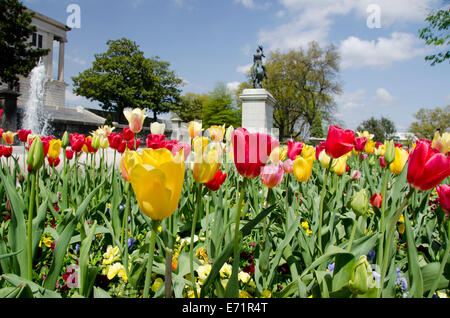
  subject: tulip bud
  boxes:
[351,189,368,217]
[318,150,331,168]
[384,140,395,164]
[368,155,375,166]
[18,173,24,183]
[350,170,361,181]
[91,135,101,150]
[62,131,70,148]
[348,255,378,295]
[27,136,45,172]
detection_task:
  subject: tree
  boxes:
[409,105,450,139]
[202,82,241,129]
[236,41,342,140]
[0,0,49,89]
[419,7,449,66]
[72,38,182,121]
[310,112,324,138]
[357,117,396,142]
[172,92,208,122]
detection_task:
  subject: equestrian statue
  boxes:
[251,45,268,88]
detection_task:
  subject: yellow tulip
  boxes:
[124,108,146,133]
[188,121,202,139]
[209,124,226,142]
[318,150,331,168]
[48,139,62,159]
[332,155,347,176]
[99,136,109,149]
[375,144,385,156]
[192,136,209,154]
[128,148,185,221]
[432,131,450,155]
[364,139,376,155]
[293,156,313,182]
[357,131,374,141]
[120,150,143,182]
[389,147,409,175]
[2,131,16,145]
[301,145,316,163]
[269,146,287,164]
[192,143,221,183]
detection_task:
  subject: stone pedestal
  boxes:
[239,88,276,136]
[0,89,20,133]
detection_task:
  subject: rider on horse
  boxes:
[252,45,268,88]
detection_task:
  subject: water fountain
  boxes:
[22,59,51,135]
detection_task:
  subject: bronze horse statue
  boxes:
[251,45,267,88]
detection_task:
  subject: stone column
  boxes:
[58,40,65,82]
[239,88,277,137]
[45,33,53,79]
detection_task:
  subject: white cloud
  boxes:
[339,32,429,69]
[335,89,367,110]
[375,88,397,105]
[227,81,241,92]
[234,0,271,10]
[258,0,440,52]
[67,55,87,66]
[236,63,252,74]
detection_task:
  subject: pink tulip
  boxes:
[260,164,284,188]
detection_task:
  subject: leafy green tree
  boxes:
[409,105,450,139]
[202,82,241,129]
[72,38,182,121]
[419,7,449,66]
[357,116,396,142]
[236,41,342,140]
[310,112,324,138]
[0,0,49,89]
[172,92,208,122]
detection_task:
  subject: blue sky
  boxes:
[23,0,450,132]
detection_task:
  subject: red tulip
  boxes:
[287,140,303,160]
[146,134,166,149]
[436,185,450,216]
[205,170,227,191]
[70,133,85,153]
[123,127,135,142]
[370,193,383,209]
[379,156,386,168]
[315,141,325,160]
[0,109,2,119]
[260,164,284,188]
[117,141,127,154]
[407,141,450,191]
[354,137,367,152]
[324,125,355,159]
[48,157,60,167]
[108,133,123,150]
[231,128,280,179]
[65,148,74,160]
[0,128,3,139]
[17,129,32,143]
[127,138,141,150]
[0,146,13,158]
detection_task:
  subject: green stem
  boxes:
[143,220,160,298]
[378,188,415,298]
[318,159,333,254]
[189,183,203,298]
[27,172,36,281]
[122,183,131,279]
[346,217,358,252]
[427,220,450,298]
[376,168,390,272]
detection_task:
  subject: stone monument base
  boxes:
[239,88,277,137]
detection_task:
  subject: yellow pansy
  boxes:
[238,271,251,284]
[220,263,232,278]
[196,264,212,282]
[103,263,127,282]
[39,236,53,248]
[103,245,121,265]
[152,278,164,293]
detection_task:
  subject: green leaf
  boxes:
[1,274,61,298]
[404,212,424,297]
[421,262,449,293]
[79,221,98,298]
